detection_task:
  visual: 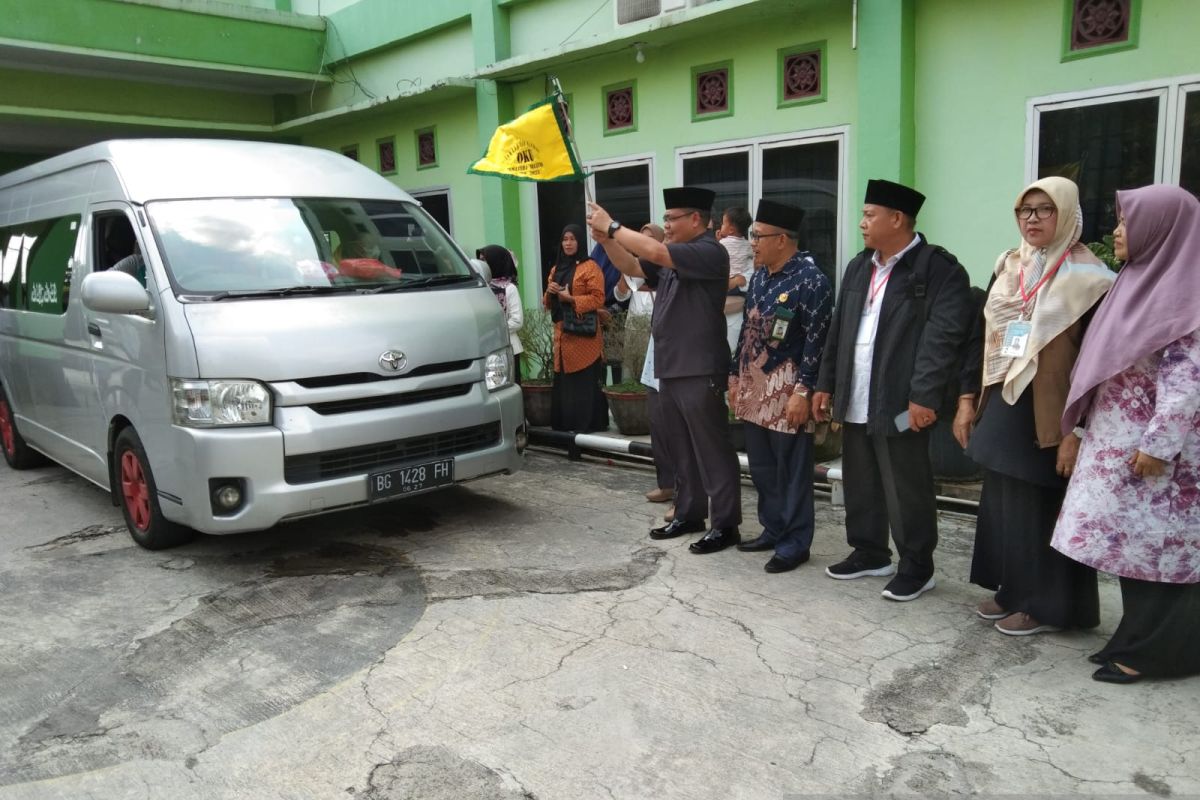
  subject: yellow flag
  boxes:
[469,99,585,182]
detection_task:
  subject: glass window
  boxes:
[682,151,750,223]
[145,198,473,298]
[1180,92,1200,199]
[536,181,585,287]
[413,191,451,235]
[1037,96,1159,244]
[0,216,79,314]
[761,140,840,283]
[594,163,651,232]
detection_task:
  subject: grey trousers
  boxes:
[658,375,741,529]
[646,387,676,491]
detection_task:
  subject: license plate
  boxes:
[367,458,454,499]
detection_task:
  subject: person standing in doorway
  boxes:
[812,179,972,601]
[588,188,742,554]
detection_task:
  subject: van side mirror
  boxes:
[468,258,491,282]
[80,271,151,314]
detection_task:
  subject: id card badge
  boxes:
[1000,320,1033,358]
[769,306,794,343]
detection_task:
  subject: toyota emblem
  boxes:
[378,350,407,372]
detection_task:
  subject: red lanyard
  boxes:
[1017,249,1070,309]
[868,263,892,305]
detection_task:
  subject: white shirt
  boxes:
[615,274,654,317]
[503,282,524,355]
[845,234,922,424]
[719,235,755,289]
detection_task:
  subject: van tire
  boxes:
[0,385,45,469]
[114,427,195,550]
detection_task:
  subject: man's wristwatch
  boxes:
[795,387,811,400]
[607,220,622,239]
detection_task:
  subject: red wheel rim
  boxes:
[0,398,14,457]
[120,450,152,532]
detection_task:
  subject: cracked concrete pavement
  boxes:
[1,450,1197,799]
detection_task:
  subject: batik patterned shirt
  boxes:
[731,252,833,433]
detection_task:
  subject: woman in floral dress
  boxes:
[1053,184,1200,684]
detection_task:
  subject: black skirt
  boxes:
[1097,578,1200,678]
[970,469,1099,629]
[550,358,609,433]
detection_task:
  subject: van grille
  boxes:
[283,422,500,484]
[308,383,473,415]
[293,360,473,388]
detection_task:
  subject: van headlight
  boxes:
[171,379,272,426]
[485,347,513,391]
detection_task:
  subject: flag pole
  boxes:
[550,76,593,206]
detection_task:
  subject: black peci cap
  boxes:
[663,186,716,211]
[864,179,926,217]
[754,198,805,231]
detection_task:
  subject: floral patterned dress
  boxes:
[1052,330,1200,584]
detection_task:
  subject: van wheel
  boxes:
[0,386,44,469]
[114,428,195,550]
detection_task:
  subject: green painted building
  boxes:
[2,0,1196,305]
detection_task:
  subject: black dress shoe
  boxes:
[649,519,706,540]
[688,527,740,554]
[764,551,810,573]
[736,534,776,552]
[1087,652,1106,665]
[1092,661,1143,684]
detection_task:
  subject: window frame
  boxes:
[582,152,656,249]
[1026,75,1200,187]
[675,127,849,280]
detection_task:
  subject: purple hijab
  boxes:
[1063,185,1200,432]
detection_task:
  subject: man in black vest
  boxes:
[589,188,742,554]
[812,179,971,601]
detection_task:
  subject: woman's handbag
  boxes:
[561,309,598,336]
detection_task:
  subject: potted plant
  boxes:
[517,306,555,427]
[603,312,651,435]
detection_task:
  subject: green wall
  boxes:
[914,0,1200,282]
[0,0,325,75]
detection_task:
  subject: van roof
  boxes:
[0,139,415,204]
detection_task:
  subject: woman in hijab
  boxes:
[1053,184,1200,684]
[954,177,1114,636]
[476,245,524,383]
[543,224,608,432]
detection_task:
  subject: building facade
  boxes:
[1,0,1196,304]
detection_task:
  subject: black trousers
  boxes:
[658,375,741,529]
[1098,578,1200,678]
[646,386,676,492]
[971,469,1099,629]
[841,423,937,579]
[745,423,815,560]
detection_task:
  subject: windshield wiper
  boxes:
[206,285,347,301]
[367,275,476,293]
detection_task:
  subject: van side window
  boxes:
[0,215,80,314]
[94,214,146,287]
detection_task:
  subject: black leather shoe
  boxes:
[1087,652,1106,665]
[764,551,810,573]
[1092,661,1143,684]
[736,534,776,552]
[688,527,740,554]
[649,519,706,540]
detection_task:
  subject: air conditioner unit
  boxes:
[616,0,702,25]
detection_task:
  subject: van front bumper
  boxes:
[158,383,524,534]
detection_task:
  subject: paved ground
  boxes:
[0,449,1196,799]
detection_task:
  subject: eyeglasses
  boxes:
[749,232,785,242]
[662,212,692,224]
[1015,204,1056,221]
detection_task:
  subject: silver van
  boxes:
[0,140,524,549]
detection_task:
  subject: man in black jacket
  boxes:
[812,179,972,602]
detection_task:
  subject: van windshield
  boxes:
[145,198,474,297]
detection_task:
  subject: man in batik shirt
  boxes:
[728,199,833,573]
